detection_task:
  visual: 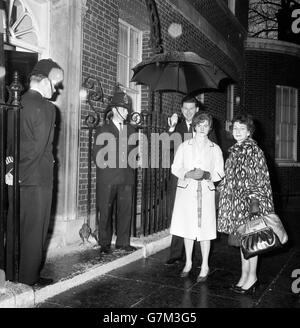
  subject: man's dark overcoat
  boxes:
[7,90,56,285]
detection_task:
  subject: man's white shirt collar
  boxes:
[112,119,123,131]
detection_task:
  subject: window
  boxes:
[275,86,298,162]
[228,0,236,15]
[117,20,142,112]
[2,0,49,55]
[225,85,234,131]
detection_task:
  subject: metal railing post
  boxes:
[0,101,6,270]
[79,76,104,244]
[7,71,23,282]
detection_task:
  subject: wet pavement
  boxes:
[36,230,300,309]
[40,242,138,283]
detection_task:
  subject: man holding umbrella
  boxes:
[130,50,229,265]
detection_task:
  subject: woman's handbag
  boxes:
[236,213,288,259]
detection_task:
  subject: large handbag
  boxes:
[236,213,288,259]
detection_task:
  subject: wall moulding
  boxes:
[246,37,300,57]
[144,0,164,54]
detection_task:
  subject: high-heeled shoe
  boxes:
[180,270,190,278]
[197,268,210,282]
[180,264,192,278]
[230,284,243,291]
[233,280,259,295]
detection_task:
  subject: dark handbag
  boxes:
[236,214,288,260]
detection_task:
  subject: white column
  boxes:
[48,0,86,245]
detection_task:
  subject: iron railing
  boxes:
[81,81,173,239]
[139,99,172,236]
[0,71,23,282]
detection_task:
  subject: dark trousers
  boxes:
[96,184,133,247]
[6,186,52,285]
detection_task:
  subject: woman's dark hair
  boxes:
[231,114,255,136]
[191,111,213,130]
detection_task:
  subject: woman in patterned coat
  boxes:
[217,114,274,294]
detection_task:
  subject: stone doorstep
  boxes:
[0,232,172,308]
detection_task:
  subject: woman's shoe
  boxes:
[197,268,210,282]
[230,284,243,291]
[234,280,259,295]
[180,270,190,278]
[180,264,192,278]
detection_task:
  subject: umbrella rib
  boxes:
[201,66,219,88]
[152,63,168,92]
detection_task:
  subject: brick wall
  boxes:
[78,0,248,226]
[188,0,248,54]
[243,49,300,197]
[79,0,119,218]
[156,0,242,79]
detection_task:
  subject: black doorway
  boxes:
[4,50,38,100]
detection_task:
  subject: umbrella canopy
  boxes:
[131,51,231,95]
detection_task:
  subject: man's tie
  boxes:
[188,123,192,133]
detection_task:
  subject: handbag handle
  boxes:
[246,212,256,227]
[245,213,268,231]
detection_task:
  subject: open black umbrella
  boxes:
[131,51,231,95]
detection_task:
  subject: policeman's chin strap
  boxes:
[115,107,130,124]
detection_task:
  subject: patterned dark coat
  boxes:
[217,138,274,234]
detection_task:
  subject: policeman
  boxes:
[93,88,137,253]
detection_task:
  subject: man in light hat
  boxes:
[93,87,137,254]
[5,59,64,286]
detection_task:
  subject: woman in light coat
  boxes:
[170,112,224,281]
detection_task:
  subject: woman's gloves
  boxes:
[185,168,211,181]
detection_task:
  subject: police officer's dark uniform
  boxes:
[6,59,63,285]
[93,89,137,253]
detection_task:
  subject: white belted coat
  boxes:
[170,138,224,241]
